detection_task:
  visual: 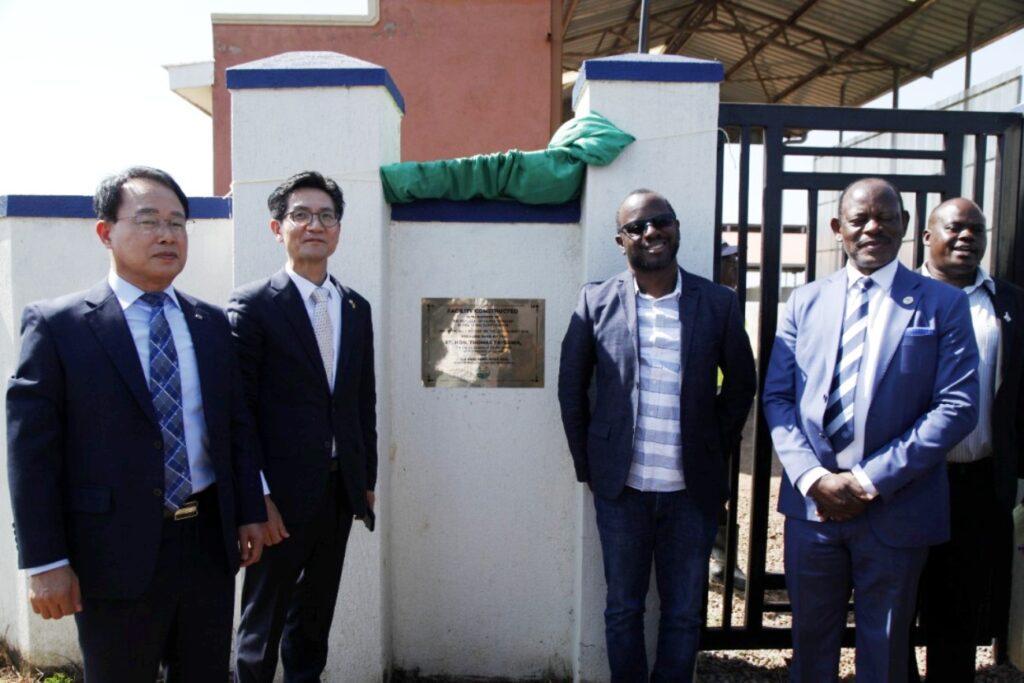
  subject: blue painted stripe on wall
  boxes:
[573,55,723,110]
[391,199,580,224]
[582,58,724,84]
[226,67,405,112]
[0,195,232,219]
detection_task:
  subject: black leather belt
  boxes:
[163,485,217,521]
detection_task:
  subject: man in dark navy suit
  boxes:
[6,166,265,681]
[558,189,756,682]
[912,197,1024,682]
[231,171,378,683]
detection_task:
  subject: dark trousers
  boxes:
[593,487,717,683]
[235,471,353,683]
[914,458,1013,682]
[75,486,234,683]
[785,514,927,683]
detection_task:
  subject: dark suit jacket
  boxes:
[557,267,756,512]
[763,264,980,548]
[6,281,265,599]
[227,270,377,523]
[990,276,1024,511]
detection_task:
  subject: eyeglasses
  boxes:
[116,214,192,234]
[618,213,677,239]
[285,209,340,228]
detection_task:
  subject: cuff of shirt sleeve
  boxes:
[795,466,831,497]
[26,559,70,576]
[260,471,271,496]
[851,465,878,499]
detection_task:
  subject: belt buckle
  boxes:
[173,500,199,521]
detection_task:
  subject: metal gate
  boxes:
[704,102,1024,649]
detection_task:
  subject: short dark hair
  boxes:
[837,177,905,217]
[267,171,345,221]
[93,166,189,221]
[617,188,676,229]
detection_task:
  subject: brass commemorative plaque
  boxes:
[421,298,544,388]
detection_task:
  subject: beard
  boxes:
[626,238,680,272]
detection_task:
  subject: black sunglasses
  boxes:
[619,213,677,239]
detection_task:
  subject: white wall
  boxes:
[387,220,580,677]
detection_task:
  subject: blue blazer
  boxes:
[227,269,377,523]
[557,267,756,511]
[6,281,266,599]
[763,263,980,548]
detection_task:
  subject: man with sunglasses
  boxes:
[558,189,756,681]
[230,171,377,683]
[7,166,266,680]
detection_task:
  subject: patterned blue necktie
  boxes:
[140,292,192,510]
[823,277,875,453]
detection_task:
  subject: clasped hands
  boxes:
[808,472,872,522]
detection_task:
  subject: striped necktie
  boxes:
[823,277,875,454]
[140,292,192,511]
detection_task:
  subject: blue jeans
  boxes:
[594,487,718,683]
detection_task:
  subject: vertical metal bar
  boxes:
[994,119,1024,285]
[914,192,928,269]
[638,0,651,53]
[746,123,783,634]
[892,67,900,109]
[806,189,818,283]
[944,132,965,200]
[974,134,987,209]
[738,126,751,308]
[715,130,725,285]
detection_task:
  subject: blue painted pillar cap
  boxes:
[226,51,405,113]
[573,53,723,111]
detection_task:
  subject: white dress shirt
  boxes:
[796,258,902,500]
[285,265,342,390]
[922,264,998,463]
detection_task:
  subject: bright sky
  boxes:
[0,2,1020,201]
[0,0,366,197]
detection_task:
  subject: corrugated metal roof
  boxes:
[560,0,1024,107]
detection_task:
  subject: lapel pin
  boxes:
[194,311,204,320]
[903,296,914,305]
[349,300,357,309]
[1004,312,1012,323]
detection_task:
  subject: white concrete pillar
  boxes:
[569,53,724,681]
[228,51,403,680]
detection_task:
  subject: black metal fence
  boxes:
[705,102,1024,650]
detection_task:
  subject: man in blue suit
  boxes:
[6,167,266,681]
[558,189,756,681]
[231,171,377,683]
[763,178,980,682]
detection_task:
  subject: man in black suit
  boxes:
[6,166,266,681]
[558,189,756,681]
[231,171,378,683]
[914,197,1024,681]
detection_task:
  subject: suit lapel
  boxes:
[84,282,158,425]
[616,272,639,366]
[332,275,356,388]
[817,270,848,403]
[270,269,331,390]
[871,264,919,397]
[677,268,699,384]
[177,293,216,420]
